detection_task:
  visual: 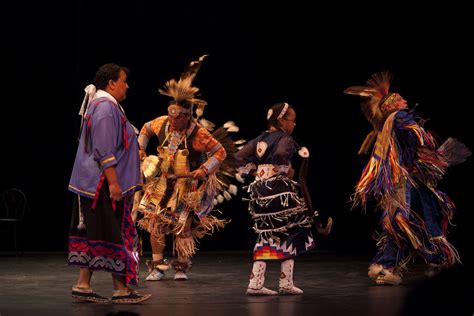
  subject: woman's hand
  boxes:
[108,182,123,201]
[287,167,295,179]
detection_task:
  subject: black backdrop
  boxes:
[3,1,472,266]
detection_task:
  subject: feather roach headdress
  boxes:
[344,71,397,154]
[159,54,209,118]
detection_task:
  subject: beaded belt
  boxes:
[256,164,290,180]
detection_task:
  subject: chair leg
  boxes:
[13,224,18,256]
[19,224,24,256]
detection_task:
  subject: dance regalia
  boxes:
[237,130,315,261]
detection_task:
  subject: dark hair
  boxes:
[93,63,130,90]
[266,102,294,129]
[169,99,193,109]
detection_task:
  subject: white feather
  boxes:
[199,118,215,131]
[235,173,245,183]
[266,109,273,120]
[196,107,204,117]
[223,121,235,129]
[228,184,238,195]
[226,126,239,132]
[223,190,232,201]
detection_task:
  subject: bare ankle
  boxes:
[113,289,130,296]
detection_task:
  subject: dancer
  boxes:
[344,71,471,285]
[236,102,332,295]
[137,55,238,281]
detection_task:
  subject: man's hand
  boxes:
[190,168,207,179]
[139,149,147,161]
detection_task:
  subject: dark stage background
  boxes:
[3,1,473,266]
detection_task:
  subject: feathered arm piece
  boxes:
[437,137,472,166]
[205,120,247,204]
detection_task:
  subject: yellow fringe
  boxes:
[395,214,422,250]
[174,236,196,258]
[193,215,228,239]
